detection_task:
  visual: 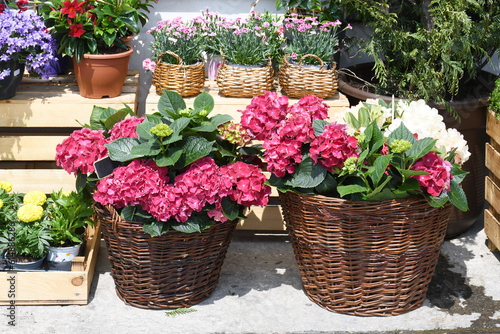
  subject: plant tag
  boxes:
[93,157,120,179]
[14,69,20,76]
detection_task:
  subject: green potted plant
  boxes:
[0,186,52,270]
[39,0,137,98]
[337,0,499,237]
[275,0,343,21]
[0,1,55,99]
[238,92,468,315]
[45,190,94,265]
[54,90,271,309]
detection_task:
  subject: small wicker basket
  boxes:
[152,51,205,97]
[94,203,237,309]
[216,56,274,98]
[278,54,338,99]
[279,191,452,316]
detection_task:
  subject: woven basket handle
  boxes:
[157,51,183,65]
[299,54,324,70]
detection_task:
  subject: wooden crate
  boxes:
[485,109,500,251]
[0,220,101,305]
[146,81,350,231]
[0,70,140,193]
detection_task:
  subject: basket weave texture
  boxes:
[94,203,237,309]
[279,191,451,316]
[278,54,338,99]
[152,51,205,97]
[216,57,274,98]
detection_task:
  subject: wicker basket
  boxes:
[279,192,452,316]
[278,54,338,99]
[94,203,237,309]
[152,51,205,97]
[216,56,274,98]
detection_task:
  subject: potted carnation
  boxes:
[0,2,55,99]
[39,0,139,98]
[55,90,271,309]
[238,93,468,315]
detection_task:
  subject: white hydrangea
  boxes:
[435,128,471,164]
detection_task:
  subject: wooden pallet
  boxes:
[0,220,101,305]
[146,81,350,230]
[485,109,500,251]
[0,70,140,193]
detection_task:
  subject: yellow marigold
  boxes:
[23,190,47,206]
[18,204,44,223]
[0,181,13,193]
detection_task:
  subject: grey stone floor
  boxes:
[2,214,500,334]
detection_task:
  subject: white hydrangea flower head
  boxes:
[435,128,471,164]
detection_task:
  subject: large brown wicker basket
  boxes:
[94,203,237,309]
[278,54,338,99]
[152,51,205,97]
[279,192,452,316]
[216,56,274,98]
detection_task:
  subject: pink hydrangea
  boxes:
[277,108,315,144]
[309,122,359,172]
[263,136,303,177]
[239,91,289,140]
[411,151,453,197]
[93,159,169,211]
[55,128,108,175]
[221,162,271,207]
[108,116,145,141]
[288,95,330,120]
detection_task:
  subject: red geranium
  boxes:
[61,0,84,19]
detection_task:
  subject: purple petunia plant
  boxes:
[0,8,55,79]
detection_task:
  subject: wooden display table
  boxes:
[145,81,350,230]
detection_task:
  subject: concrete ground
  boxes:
[2,215,500,334]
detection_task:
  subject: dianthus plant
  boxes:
[55,90,271,236]
[239,93,469,211]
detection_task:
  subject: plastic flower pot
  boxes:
[0,60,25,100]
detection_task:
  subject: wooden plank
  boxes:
[0,136,67,161]
[485,209,500,251]
[485,143,500,180]
[0,221,100,305]
[238,205,285,231]
[0,170,76,193]
[486,109,500,145]
[485,176,500,215]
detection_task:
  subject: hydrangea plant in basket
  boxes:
[238,93,469,316]
[54,90,271,309]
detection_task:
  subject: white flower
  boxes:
[435,128,470,164]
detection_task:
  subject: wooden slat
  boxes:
[485,143,500,180]
[0,170,76,193]
[485,209,500,251]
[0,136,67,161]
[238,205,285,230]
[486,109,500,145]
[485,176,500,216]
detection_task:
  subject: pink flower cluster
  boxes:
[288,95,330,120]
[239,91,289,140]
[309,123,359,172]
[411,151,453,197]
[93,159,170,211]
[93,157,271,224]
[108,116,145,141]
[142,58,156,72]
[55,128,108,175]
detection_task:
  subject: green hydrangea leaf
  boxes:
[181,136,215,167]
[209,114,233,127]
[106,137,141,162]
[143,221,170,237]
[284,156,327,188]
[158,89,186,118]
[337,184,368,197]
[155,147,183,167]
[447,180,469,212]
[171,212,213,233]
[313,119,329,136]
[193,91,215,114]
[221,197,240,221]
[192,121,218,132]
[405,137,436,162]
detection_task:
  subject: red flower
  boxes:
[16,0,28,11]
[68,22,85,38]
[410,151,453,197]
[61,0,84,19]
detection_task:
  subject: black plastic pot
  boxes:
[0,59,25,100]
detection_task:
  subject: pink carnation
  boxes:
[93,159,169,211]
[55,128,108,175]
[240,91,289,140]
[288,95,330,120]
[108,116,145,141]
[309,122,359,172]
[221,162,271,207]
[411,151,453,197]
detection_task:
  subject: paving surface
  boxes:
[2,215,500,334]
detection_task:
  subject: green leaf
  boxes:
[90,106,109,131]
[171,212,213,233]
[103,108,133,130]
[315,173,338,196]
[143,221,170,237]
[312,119,329,136]
[154,147,183,167]
[447,180,469,212]
[158,90,186,118]
[366,176,392,200]
[406,137,437,162]
[337,184,368,197]
[162,133,183,145]
[209,114,233,127]
[193,92,215,114]
[221,197,240,221]
[171,117,191,133]
[181,136,215,167]
[370,154,392,187]
[192,121,217,132]
[130,142,161,157]
[136,120,161,141]
[284,156,327,189]
[450,166,469,185]
[388,122,416,144]
[105,137,141,162]
[396,177,421,193]
[425,192,449,208]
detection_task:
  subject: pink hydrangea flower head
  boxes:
[309,122,359,172]
[221,162,271,207]
[239,91,289,141]
[410,151,453,197]
[263,135,303,177]
[55,128,108,175]
[277,109,315,144]
[289,95,330,120]
[108,116,145,141]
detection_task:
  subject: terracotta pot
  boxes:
[338,63,492,238]
[73,47,133,99]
